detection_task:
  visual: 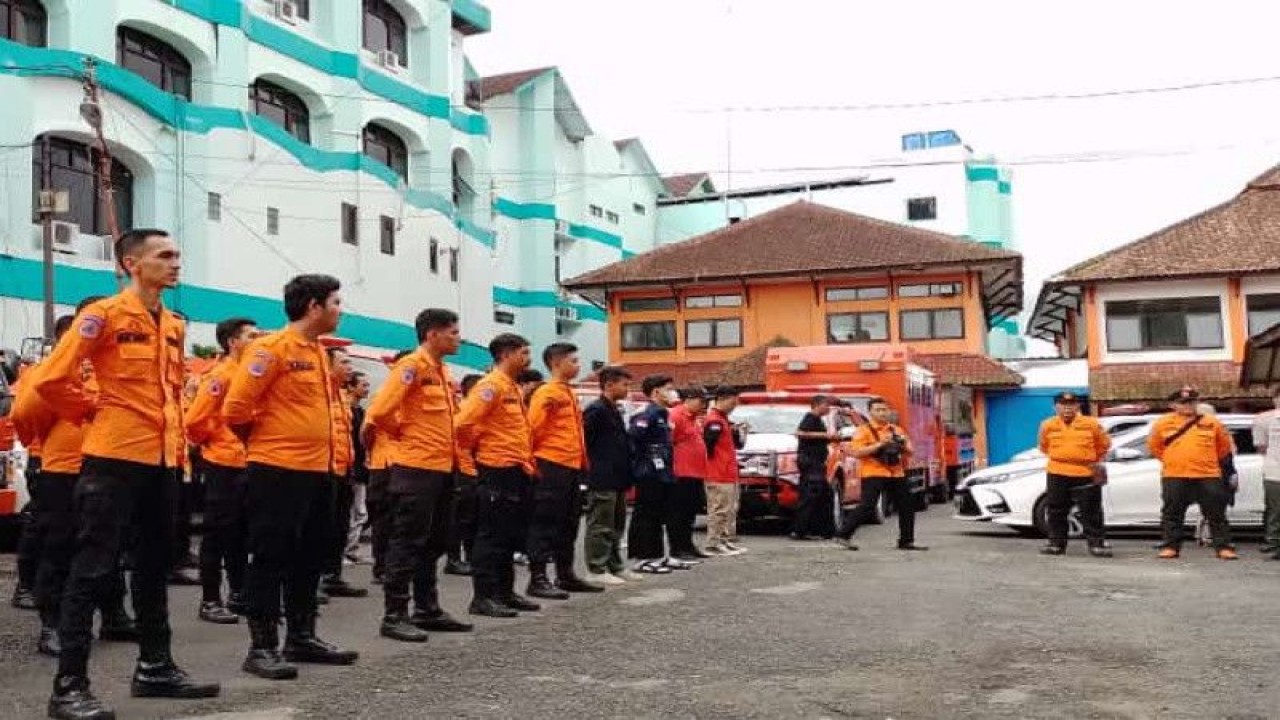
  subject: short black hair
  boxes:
[597,366,631,390]
[75,295,107,314]
[347,371,367,389]
[711,385,740,400]
[215,317,256,354]
[542,342,578,370]
[115,228,169,271]
[283,274,341,322]
[811,394,833,408]
[678,386,707,402]
[415,308,459,343]
[461,374,484,396]
[868,396,890,409]
[517,369,544,385]
[488,332,530,363]
[53,314,74,341]
[641,374,673,397]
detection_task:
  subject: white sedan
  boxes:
[955,415,1263,537]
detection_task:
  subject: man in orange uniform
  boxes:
[444,373,484,576]
[14,311,135,658]
[320,346,367,600]
[186,317,258,624]
[224,274,359,681]
[525,342,603,600]
[36,229,219,720]
[1149,387,1237,560]
[835,397,927,552]
[455,333,540,619]
[1037,392,1112,557]
[366,349,413,584]
[362,309,474,642]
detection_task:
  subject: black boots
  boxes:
[283,613,359,665]
[226,591,248,616]
[527,565,570,600]
[380,614,430,643]
[411,609,474,633]
[11,583,37,610]
[321,574,369,598]
[199,601,240,625]
[500,593,542,612]
[555,565,604,594]
[130,656,221,699]
[98,604,140,643]
[48,676,113,720]
[242,618,297,680]
[1040,544,1066,556]
[468,597,518,618]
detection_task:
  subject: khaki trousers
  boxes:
[705,482,740,546]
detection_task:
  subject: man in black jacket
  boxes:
[582,367,635,586]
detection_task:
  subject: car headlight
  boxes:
[737,452,775,477]
[961,467,1041,488]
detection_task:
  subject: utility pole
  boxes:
[36,188,68,341]
[79,56,122,287]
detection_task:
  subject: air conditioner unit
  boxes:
[555,306,579,323]
[274,0,299,24]
[51,221,80,254]
[377,49,401,70]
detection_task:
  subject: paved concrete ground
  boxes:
[2,510,1279,719]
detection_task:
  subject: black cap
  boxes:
[1053,392,1080,404]
[711,385,740,400]
[1169,386,1200,402]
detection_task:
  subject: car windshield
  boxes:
[731,405,809,434]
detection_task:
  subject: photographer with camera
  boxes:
[835,397,926,551]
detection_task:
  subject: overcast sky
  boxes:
[468,0,1280,341]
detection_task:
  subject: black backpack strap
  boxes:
[1165,415,1202,447]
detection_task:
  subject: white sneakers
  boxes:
[708,542,747,556]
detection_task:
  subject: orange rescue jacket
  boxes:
[185,358,247,469]
[454,369,533,474]
[527,380,587,471]
[1148,412,1232,479]
[363,349,458,473]
[1038,415,1110,478]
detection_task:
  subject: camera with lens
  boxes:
[875,430,905,466]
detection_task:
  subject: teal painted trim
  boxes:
[622,249,638,259]
[493,197,557,221]
[491,287,606,323]
[568,223,622,249]
[0,41,494,248]
[0,255,492,369]
[965,166,1000,182]
[168,0,488,135]
[997,181,1012,194]
[452,0,493,33]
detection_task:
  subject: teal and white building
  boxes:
[0,0,506,373]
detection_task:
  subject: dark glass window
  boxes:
[900,309,965,340]
[1106,297,1223,351]
[622,321,677,351]
[380,215,395,255]
[341,202,358,245]
[362,0,407,65]
[828,312,890,343]
[620,297,677,312]
[825,286,889,302]
[363,123,408,181]
[117,27,192,99]
[1,0,46,47]
[907,197,937,221]
[899,282,963,298]
[1247,294,1280,337]
[428,238,439,273]
[250,79,310,144]
[31,135,133,235]
[686,319,742,348]
[448,248,459,282]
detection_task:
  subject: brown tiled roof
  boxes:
[662,173,713,198]
[697,337,796,389]
[470,67,553,101]
[564,201,1021,289]
[1049,163,1280,285]
[612,361,726,389]
[1090,362,1270,403]
[916,353,1024,387]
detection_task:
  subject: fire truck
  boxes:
[763,344,948,510]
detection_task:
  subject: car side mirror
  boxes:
[1110,447,1145,462]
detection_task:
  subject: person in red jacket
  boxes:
[703,386,748,556]
[668,387,710,561]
